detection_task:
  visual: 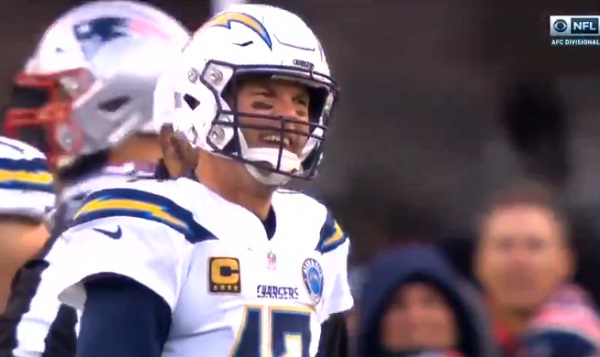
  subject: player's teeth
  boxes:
[262,135,290,148]
[263,136,280,143]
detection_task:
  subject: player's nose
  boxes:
[274,99,299,120]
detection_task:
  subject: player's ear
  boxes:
[170,131,198,174]
[159,123,184,178]
[159,124,198,178]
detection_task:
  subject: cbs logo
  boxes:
[553,19,568,33]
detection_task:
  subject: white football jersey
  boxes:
[50,177,353,357]
[0,136,55,221]
[12,162,156,357]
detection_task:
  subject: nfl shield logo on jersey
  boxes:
[302,258,324,304]
[266,250,277,270]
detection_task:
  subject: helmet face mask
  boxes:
[199,61,338,183]
[173,5,339,186]
[4,68,95,168]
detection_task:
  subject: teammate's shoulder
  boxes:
[275,188,348,254]
[99,172,185,192]
[0,136,47,161]
[71,178,205,237]
[0,136,54,195]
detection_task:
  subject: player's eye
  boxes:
[296,99,309,108]
[294,107,308,118]
[251,101,273,110]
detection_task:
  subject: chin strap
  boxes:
[245,164,291,186]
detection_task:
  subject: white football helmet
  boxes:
[170,4,338,185]
[3,0,189,169]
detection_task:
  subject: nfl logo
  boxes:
[267,251,277,270]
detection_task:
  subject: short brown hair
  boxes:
[475,181,571,247]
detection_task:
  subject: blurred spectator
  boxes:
[500,79,569,187]
[356,245,496,357]
[475,183,600,357]
[347,265,366,338]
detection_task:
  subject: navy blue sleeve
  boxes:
[317,312,350,357]
[77,275,171,357]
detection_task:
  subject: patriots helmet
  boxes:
[3,0,189,169]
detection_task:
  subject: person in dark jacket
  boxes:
[357,245,497,357]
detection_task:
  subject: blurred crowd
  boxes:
[347,184,600,357]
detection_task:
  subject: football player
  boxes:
[45,4,352,357]
[0,1,189,356]
[0,136,55,311]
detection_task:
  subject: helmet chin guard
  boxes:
[242,146,301,186]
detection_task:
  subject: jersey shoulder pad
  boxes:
[0,136,54,194]
[52,192,89,231]
[275,190,348,254]
[0,136,47,160]
[71,179,206,237]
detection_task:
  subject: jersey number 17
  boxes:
[232,305,312,357]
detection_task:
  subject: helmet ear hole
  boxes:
[183,94,200,110]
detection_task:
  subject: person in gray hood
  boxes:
[356,245,497,357]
